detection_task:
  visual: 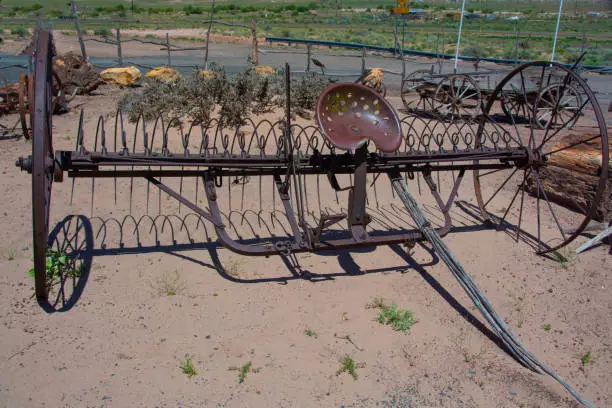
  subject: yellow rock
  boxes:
[100,66,141,86]
[199,70,215,79]
[145,67,180,83]
[362,68,384,90]
[255,65,275,76]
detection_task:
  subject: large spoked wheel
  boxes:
[533,83,583,130]
[473,61,609,255]
[400,69,432,112]
[31,29,56,300]
[433,74,482,120]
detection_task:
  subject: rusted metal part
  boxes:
[474,61,609,255]
[30,28,55,300]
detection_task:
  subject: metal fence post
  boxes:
[166,33,171,67]
[306,44,311,72]
[251,18,259,65]
[361,47,366,76]
[68,0,87,61]
[116,27,123,67]
[203,0,216,70]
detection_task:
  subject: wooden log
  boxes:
[525,134,611,222]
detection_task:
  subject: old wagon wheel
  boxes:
[533,82,583,130]
[500,91,528,120]
[19,29,58,300]
[474,61,609,255]
[18,74,33,139]
[400,69,433,112]
[432,74,482,120]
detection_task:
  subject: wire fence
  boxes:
[1,13,611,97]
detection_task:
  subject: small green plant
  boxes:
[180,355,197,377]
[581,351,592,366]
[368,298,417,333]
[336,355,364,380]
[238,361,252,384]
[150,270,185,296]
[551,247,574,269]
[28,250,81,284]
[543,324,552,332]
[7,249,16,261]
[304,328,318,338]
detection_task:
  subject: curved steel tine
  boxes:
[134,215,159,246]
[70,109,86,205]
[150,115,165,214]
[128,115,143,215]
[89,114,103,217]
[120,215,139,248]
[90,216,108,249]
[157,215,176,245]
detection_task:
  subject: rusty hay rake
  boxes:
[15,29,610,407]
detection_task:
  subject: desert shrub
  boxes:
[118,65,329,127]
[183,5,203,15]
[11,27,28,37]
[94,27,111,37]
[118,79,185,123]
[462,44,486,58]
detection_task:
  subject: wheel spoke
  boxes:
[544,134,601,157]
[538,98,589,150]
[498,169,528,230]
[483,168,519,208]
[515,174,526,242]
[530,168,567,242]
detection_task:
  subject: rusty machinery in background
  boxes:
[0,72,34,139]
[14,29,609,407]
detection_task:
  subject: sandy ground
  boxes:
[0,79,611,408]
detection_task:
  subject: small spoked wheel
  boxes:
[500,91,528,120]
[533,83,583,130]
[474,61,608,254]
[400,69,433,112]
[433,74,482,120]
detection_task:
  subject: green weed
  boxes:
[238,361,252,384]
[542,324,552,332]
[368,298,417,333]
[180,355,197,377]
[336,355,364,380]
[304,328,318,338]
[581,351,592,366]
[28,250,81,284]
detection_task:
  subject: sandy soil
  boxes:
[0,83,610,408]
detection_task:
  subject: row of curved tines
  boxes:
[73,110,517,158]
[84,197,443,249]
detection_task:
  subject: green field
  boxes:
[1,0,611,65]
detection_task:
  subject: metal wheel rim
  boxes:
[401,69,431,111]
[473,61,609,255]
[31,29,54,300]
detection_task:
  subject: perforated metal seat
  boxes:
[315,82,402,152]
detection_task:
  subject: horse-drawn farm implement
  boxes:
[14,28,609,407]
